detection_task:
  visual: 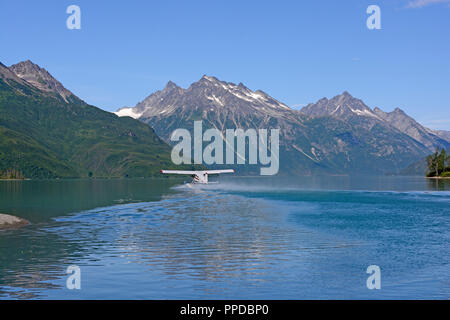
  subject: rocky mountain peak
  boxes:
[1,60,45,95]
[376,106,450,149]
[299,93,449,149]
[391,107,406,115]
[201,75,218,82]
[194,75,225,88]
[116,75,293,121]
[194,75,233,89]
[373,107,383,112]
[165,80,177,88]
[9,60,75,102]
[330,91,368,111]
[301,91,377,119]
[341,91,352,98]
[163,80,182,92]
[195,75,251,91]
[14,60,40,71]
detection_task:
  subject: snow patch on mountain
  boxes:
[114,107,143,119]
[350,107,382,120]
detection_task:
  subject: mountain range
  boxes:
[0,60,188,179]
[116,76,450,175]
[1,59,448,178]
[301,92,450,151]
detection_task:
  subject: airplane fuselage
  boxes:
[160,169,234,184]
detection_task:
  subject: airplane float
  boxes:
[160,169,234,184]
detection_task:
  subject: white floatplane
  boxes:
[160,169,234,184]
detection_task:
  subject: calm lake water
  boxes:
[0,176,449,299]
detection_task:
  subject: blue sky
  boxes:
[1,0,449,129]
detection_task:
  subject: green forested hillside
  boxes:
[0,76,187,179]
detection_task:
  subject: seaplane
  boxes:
[160,169,234,184]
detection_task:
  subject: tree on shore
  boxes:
[427,148,439,176]
[427,148,449,177]
[0,168,25,179]
[446,152,450,170]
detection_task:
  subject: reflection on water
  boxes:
[426,178,450,191]
[0,178,178,222]
[0,178,179,298]
[0,176,449,299]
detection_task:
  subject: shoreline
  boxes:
[0,213,30,230]
[426,176,450,180]
[1,175,449,181]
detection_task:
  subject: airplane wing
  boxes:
[160,169,234,175]
[203,169,234,174]
[160,170,199,175]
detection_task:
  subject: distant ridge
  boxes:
[115,76,444,175]
[300,91,450,151]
